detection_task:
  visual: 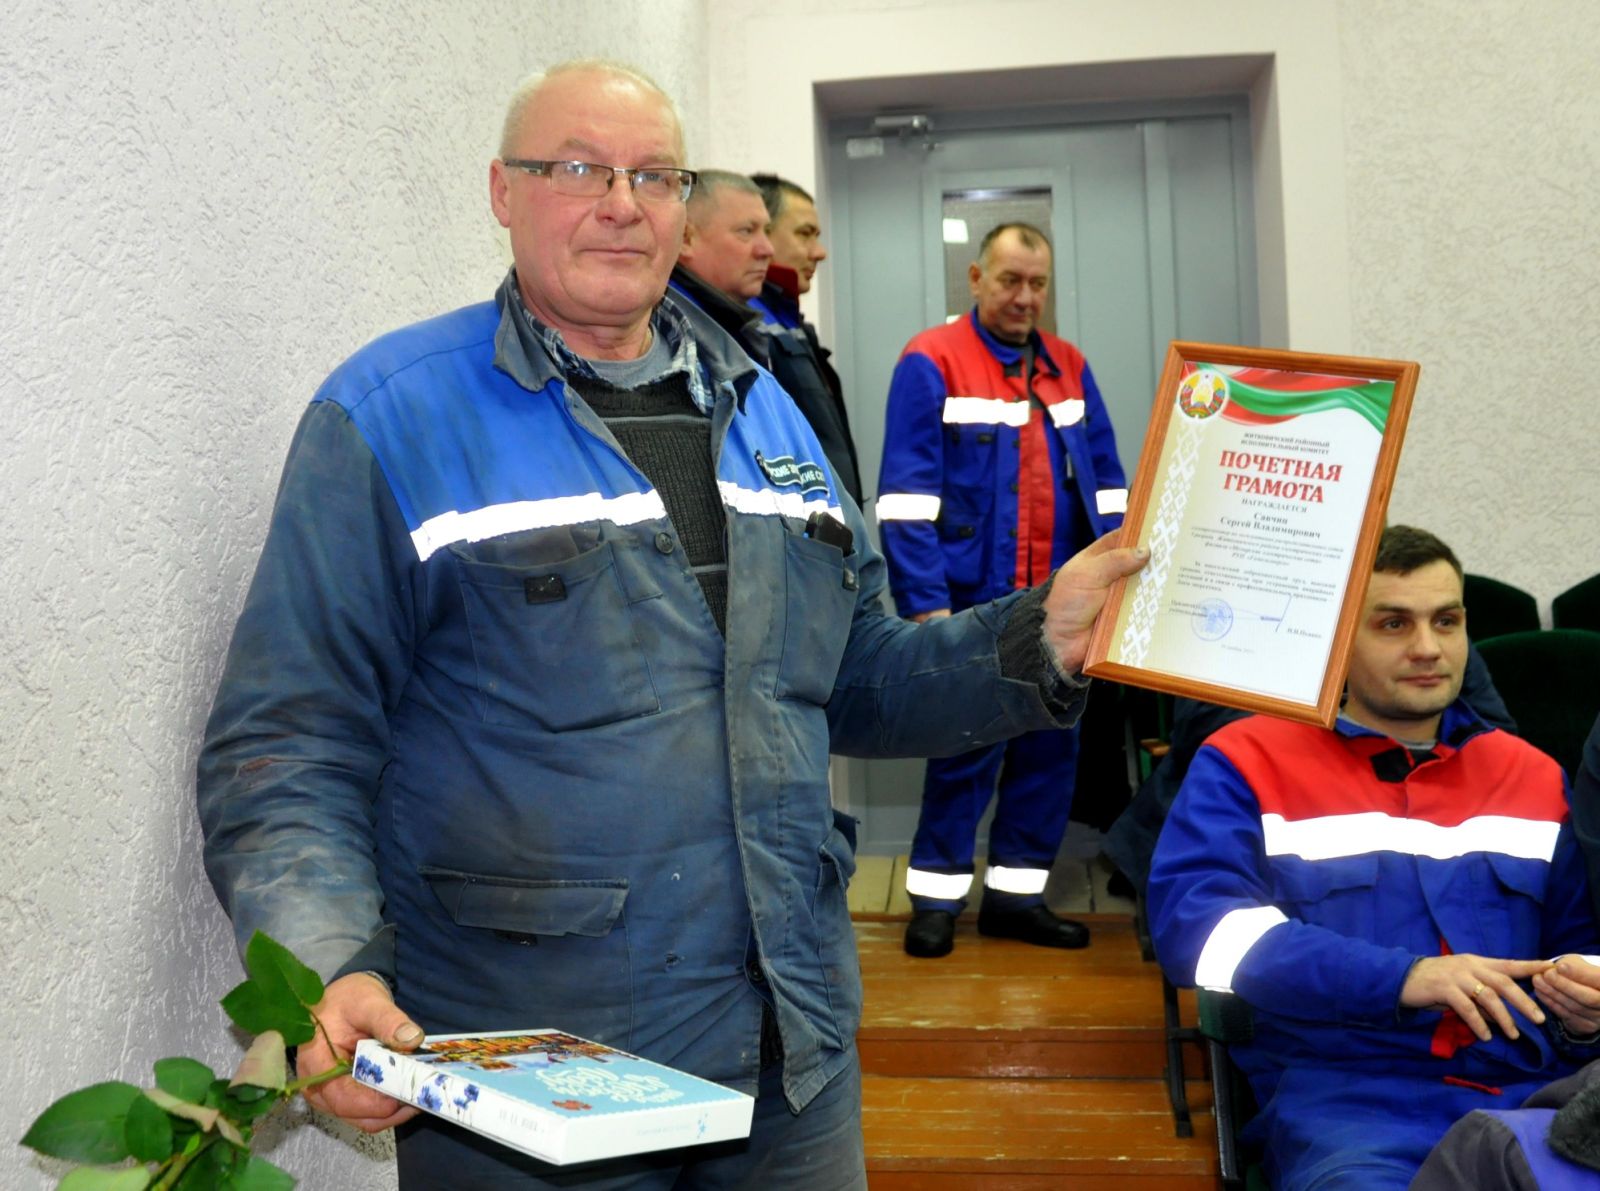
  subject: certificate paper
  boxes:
[1085,344,1417,726]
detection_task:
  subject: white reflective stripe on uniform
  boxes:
[983,865,1050,895]
[876,493,943,522]
[943,397,1031,427]
[411,491,667,561]
[904,868,974,900]
[1194,905,1289,991]
[717,481,837,520]
[1261,812,1561,863]
[1096,487,1129,516]
[1048,400,1085,428]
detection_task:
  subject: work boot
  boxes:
[904,910,956,958]
[977,903,1090,949]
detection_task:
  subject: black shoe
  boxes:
[977,903,1090,949]
[904,910,956,958]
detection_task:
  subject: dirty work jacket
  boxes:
[198,275,1081,1111]
[877,310,1127,617]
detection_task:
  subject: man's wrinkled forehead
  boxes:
[521,70,684,162]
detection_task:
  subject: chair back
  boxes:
[1553,573,1600,633]
[1463,573,1540,641]
[1474,629,1600,779]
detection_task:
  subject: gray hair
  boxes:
[686,170,763,225]
[498,59,684,159]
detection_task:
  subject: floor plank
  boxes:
[864,1074,1218,1183]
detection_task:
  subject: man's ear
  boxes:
[489,160,513,230]
[678,219,697,264]
[968,260,983,299]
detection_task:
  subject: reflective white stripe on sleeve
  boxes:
[1096,487,1129,516]
[983,865,1050,895]
[717,481,837,520]
[1194,905,1290,992]
[904,868,974,900]
[411,491,667,561]
[1261,813,1561,863]
[943,397,1031,427]
[1048,400,1085,428]
[876,493,943,522]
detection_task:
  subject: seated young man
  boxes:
[1149,526,1600,1191]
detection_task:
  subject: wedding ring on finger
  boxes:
[1471,981,1486,999]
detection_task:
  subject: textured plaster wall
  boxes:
[1338,0,1600,610]
[1,3,706,1187]
[704,0,1599,614]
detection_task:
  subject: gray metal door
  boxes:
[823,99,1258,856]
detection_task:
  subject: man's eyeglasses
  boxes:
[503,159,697,204]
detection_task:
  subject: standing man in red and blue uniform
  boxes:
[878,222,1129,958]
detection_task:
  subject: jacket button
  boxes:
[655,531,675,554]
[746,959,767,985]
[1008,528,1018,539]
[1009,482,1020,494]
[842,568,858,591]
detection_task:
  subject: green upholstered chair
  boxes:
[1196,989,1268,1190]
[1462,574,1540,642]
[1474,629,1600,779]
[1553,574,1600,634]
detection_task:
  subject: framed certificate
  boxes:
[1084,343,1419,726]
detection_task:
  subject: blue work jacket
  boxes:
[198,275,1076,1110]
[877,311,1127,617]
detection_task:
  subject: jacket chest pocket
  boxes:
[453,542,661,730]
[944,421,1003,495]
[1270,855,1381,940]
[774,531,857,705]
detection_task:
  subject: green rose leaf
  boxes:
[123,1090,174,1163]
[22,1081,142,1163]
[228,1153,296,1191]
[57,1167,154,1190]
[219,980,315,1048]
[246,932,324,1010]
[142,1088,218,1132]
[153,1058,215,1103]
[230,1030,288,1094]
[170,1138,234,1188]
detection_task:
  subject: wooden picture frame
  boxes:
[1084,342,1419,727]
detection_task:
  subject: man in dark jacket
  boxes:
[750,173,862,505]
[670,169,774,359]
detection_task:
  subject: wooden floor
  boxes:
[856,913,1218,1188]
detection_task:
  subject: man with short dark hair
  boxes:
[748,173,861,505]
[1149,525,1600,1191]
[197,59,1149,1189]
[879,221,1128,958]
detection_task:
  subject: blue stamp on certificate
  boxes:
[1192,598,1234,641]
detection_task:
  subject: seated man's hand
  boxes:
[1400,954,1552,1042]
[300,972,424,1132]
[1533,955,1600,1039]
[1042,532,1149,675]
[910,609,951,623]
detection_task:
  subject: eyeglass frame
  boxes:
[501,158,698,203]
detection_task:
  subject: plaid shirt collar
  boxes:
[504,270,717,414]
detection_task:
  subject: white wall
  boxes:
[706,0,1600,610]
[1339,0,1600,603]
[1,3,707,1187]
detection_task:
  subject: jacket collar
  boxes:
[967,307,1061,376]
[668,264,764,341]
[1334,698,1494,781]
[492,269,760,414]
